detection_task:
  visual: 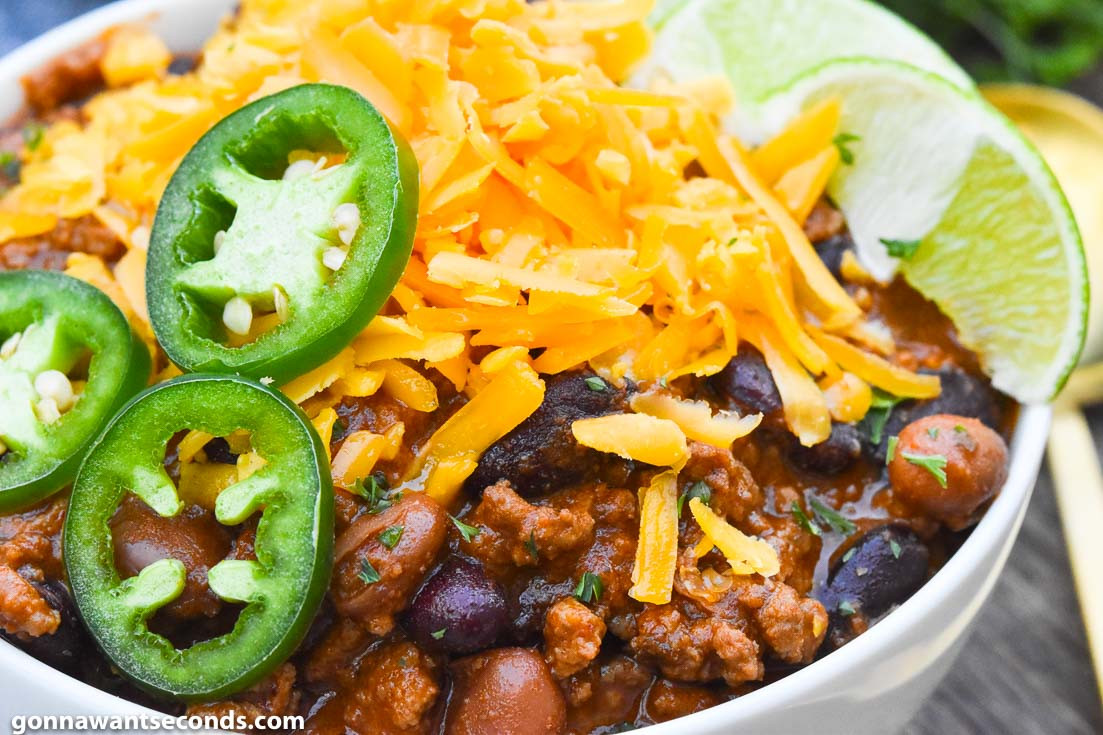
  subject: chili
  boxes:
[64,374,334,701]
[146,83,419,384]
[0,270,150,512]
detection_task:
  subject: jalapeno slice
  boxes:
[64,374,334,701]
[147,83,418,384]
[0,271,150,512]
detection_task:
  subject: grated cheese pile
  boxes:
[0,0,942,605]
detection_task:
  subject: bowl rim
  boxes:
[0,0,1052,729]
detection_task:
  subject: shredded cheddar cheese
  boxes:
[1,0,947,607]
[572,413,689,468]
[629,392,760,448]
[689,497,779,578]
[406,361,544,505]
[628,470,679,605]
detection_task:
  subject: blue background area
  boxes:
[0,1,110,55]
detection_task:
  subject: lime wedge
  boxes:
[634,0,972,143]
[755,60,1086,401]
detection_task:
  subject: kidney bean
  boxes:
[818,524,929,650]
[709,346,782,416]
[888,415,1009,530]
[787,423,862,476]
[332,493,448,635]
[404,556,508,655]
[444,648,567,735]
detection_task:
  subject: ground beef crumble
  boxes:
[0,566,59,637]
[0,215,124,271]
[188,663,301,725]
[543,597,606,679]
[630,602,763,687]
[342,642,440,735]
[462,481,594,570]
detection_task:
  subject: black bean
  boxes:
[709,345,782,416]
[404,556,508,655]
[787,423,862,476]
[0,579,181,713]
[0,579,85,677]
[203,437,237,464]
[817,524,929,650]
[168,54,198,75]
[507,576,575,644]
[813,233,853,280]
[863,365,1000,463]
[464,371,633,497]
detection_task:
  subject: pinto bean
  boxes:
[818,524,929,650]
[110,495,231,620]
[888,415,1009,530]
[444,648,567,735]
[332,493,448,635]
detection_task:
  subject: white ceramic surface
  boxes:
[0,2,1051,733]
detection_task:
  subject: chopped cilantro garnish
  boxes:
[841,547,857,563]
[833,132,861,165]
[677,481,711,517]
[880,238,922,260]
[657,376,669,388]
[431,628,447,640]
[862,388,905,445]
[0,151,14,167]
[450,515,481,543]
[584,376,607,392]
[954,424,968,434]
[927,426,940,439]
[809,497,856,536]
[791,502,822,537]
[378,525,404,549]
[332,417,347,440]
[902,451,949,488]
[573,572,604,604]
[22,123,44,152]
[525,531,539,560]
[351,472,393,514]
[889,540,902,559]
[837,600,856,616]
[358,558,381,586]
[886,436,899,464]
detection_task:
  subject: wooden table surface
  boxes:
[2,3,1102,733]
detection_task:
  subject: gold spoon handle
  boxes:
[1047,405,1103,706]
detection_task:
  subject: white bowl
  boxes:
[0,2,1051,733]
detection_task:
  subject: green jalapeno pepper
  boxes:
[0,271,150,512]
[64,374,333,701]
[147,83,418,384]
